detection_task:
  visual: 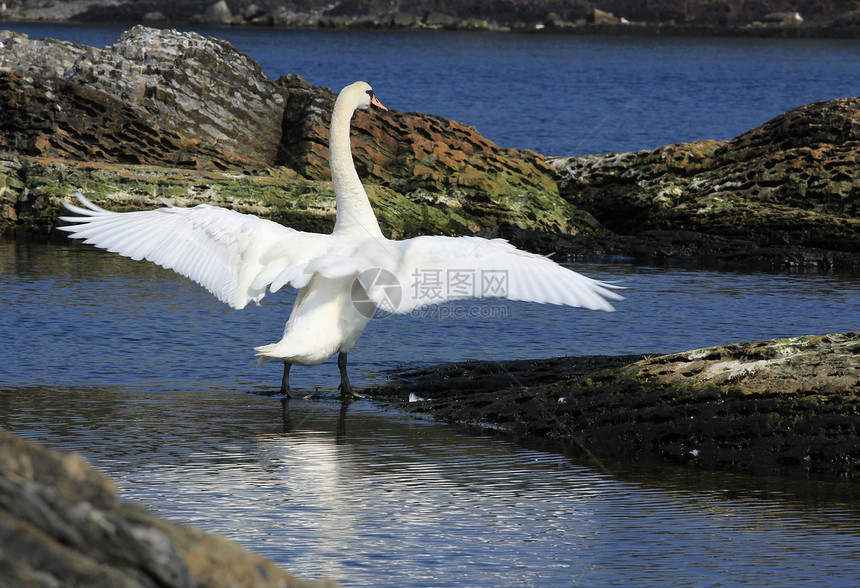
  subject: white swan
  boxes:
[59,81,623,398]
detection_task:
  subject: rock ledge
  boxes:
[0,428,339,587]
[369,332,860,478]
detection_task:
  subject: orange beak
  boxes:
[371,95,388,111]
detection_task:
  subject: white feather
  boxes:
[59,194,331,309]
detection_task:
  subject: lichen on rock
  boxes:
[550,98,860,255]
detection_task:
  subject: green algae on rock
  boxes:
[550,98,860,256]
[0,29,597,243]
[369,332,860,478]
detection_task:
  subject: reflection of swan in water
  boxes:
[60,81,622,398]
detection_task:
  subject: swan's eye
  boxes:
[366,90,375,100]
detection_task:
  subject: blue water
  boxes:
[2,241,858,391]
[4,23,859,155]
[1,243,859,586]
[2,25,860,588]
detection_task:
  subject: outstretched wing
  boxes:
[370,235,623,314]
[58,194,332,309]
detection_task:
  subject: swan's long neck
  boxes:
[330,97,383,237]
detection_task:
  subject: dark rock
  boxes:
[189,0,235,24]
[0,429,339,587]
[599,0,856,26]
[0,0,854,33]
[551,98,860,258]
[0,27,284,168]
[368,332,860,478]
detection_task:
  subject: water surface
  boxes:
[2,385,859,587]
[2,241,859,586]
[1,25,859,586]
[3,241,858,391]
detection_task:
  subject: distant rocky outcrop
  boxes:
[370,332,860,478]
[0,428,338,588]
[549,98,860,269]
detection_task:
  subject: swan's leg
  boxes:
[280,361,292,398]
[337,352,365,399]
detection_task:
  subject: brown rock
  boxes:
[551,98,860,253]
[0,429,340,588]
[277,74,592,237]
[0,27,284,168]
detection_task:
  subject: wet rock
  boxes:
[0,429,339,587]
[550,98,860,262]
[0,27,284,168]
[369,332,860,478]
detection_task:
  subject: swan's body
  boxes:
[60,81,622,398]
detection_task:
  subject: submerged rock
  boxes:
[0,429,339,587]
[369,332,860,478]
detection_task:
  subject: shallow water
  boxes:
[2,387,860,587]
[3,241,859,391]
[2,241,860,586]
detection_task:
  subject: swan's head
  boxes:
[338,81,388,113]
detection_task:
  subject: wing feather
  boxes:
[382,235,623,314]
[58,193,332,309]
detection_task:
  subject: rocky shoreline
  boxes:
[1,27,857,272]
[1,0,859,38]
[367,333,860,479]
